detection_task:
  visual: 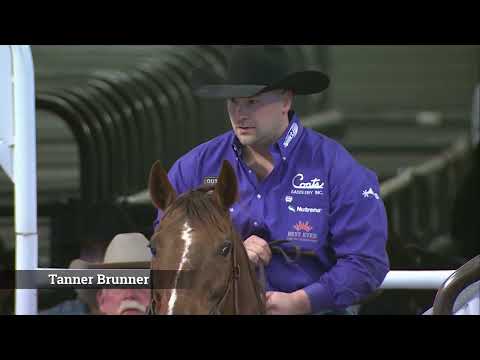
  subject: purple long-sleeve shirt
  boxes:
[154,112,390,313]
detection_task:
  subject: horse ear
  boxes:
[214,160,238,209]
[149,161,177,211]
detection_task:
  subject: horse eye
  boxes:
[218,241,232,257]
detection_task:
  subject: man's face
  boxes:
[227,90,293,147]
[97,289,151,315]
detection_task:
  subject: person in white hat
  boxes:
[44,233,152,315]
[81,233,152,315]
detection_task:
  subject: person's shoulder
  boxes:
[303,127,340,149]
[303,127,353,163]
[39,299,89,315]
[303,127,376,177]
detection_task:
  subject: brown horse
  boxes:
[147,160,266,315]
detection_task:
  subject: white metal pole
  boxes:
[12,45,38,315]
[380,270,455,290]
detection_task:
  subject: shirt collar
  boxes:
[231,111,304,160]
[232,136,243,157]
[276,111,304,159]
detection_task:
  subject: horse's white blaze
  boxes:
[167,221,193,314]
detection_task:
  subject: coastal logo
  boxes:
[290,173,325,196]
[283,122,299,148]
[292,174,324,190]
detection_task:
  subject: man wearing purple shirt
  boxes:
[154,46,390,314]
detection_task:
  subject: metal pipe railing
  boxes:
[432,255,480,315]
[28,268,455,290]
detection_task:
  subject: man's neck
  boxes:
[246,144,272,161]
[243,144,275,182]
[241,112,292,181]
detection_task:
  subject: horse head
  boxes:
[148,160,266,315]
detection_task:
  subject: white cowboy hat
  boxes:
[69,233,152,306]
[71,233,152,269]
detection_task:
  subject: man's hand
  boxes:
[266,290,312,315]
[244,235,272,266]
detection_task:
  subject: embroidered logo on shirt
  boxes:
[296,206,322,214]
[287,221,318,242]
[203,176,218,186]
[362,188,380,200]
[285,196,322,214]
[292,174,324,190]
[283,122,299,148]
[294,221,313,232]
[290,174,325,196]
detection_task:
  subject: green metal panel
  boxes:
[330,45,480,116]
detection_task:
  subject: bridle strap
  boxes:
[232,238,240,314]
[208,269,235,315]
[209,235,240,315]
[147,267,156,315]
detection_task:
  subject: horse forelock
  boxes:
[160,188,232,235]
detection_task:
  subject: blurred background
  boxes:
[1,45,479,314]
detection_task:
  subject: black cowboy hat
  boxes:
[192,45,330,99]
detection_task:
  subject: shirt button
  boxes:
[282,157,287,161]
[229,208,234,213]
[253,221,259,227]
[248,169,252,174]
[257,194,262,199]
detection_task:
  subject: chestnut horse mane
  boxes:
[159,185,232,235]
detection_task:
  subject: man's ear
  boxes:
[148,161,177,211]
[214,160,238,209]
[282,90,294,113]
